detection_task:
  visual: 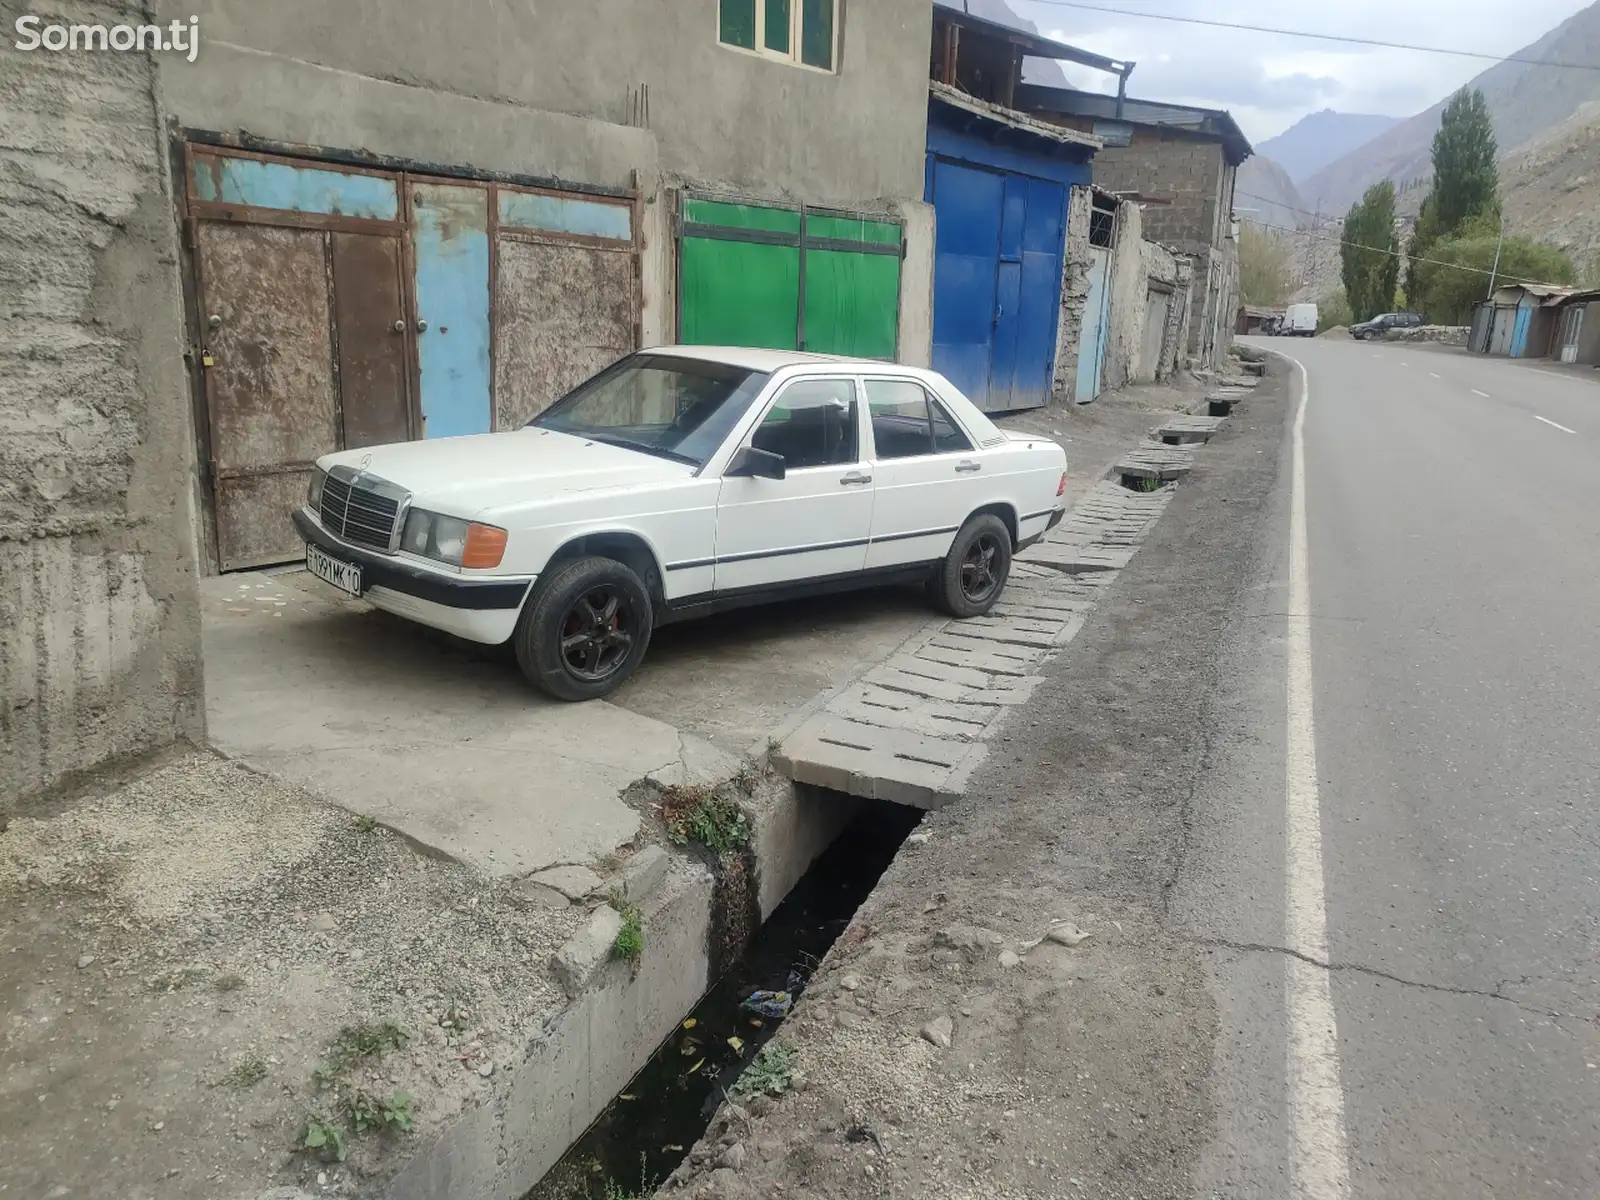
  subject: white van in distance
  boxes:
[1281,303,1318,336]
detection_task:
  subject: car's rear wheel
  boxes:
[933,513,1012,618]
[514,556,653,701]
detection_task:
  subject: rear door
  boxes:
[713,377,873,593]
[862,377,985,572]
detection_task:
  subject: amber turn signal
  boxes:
[461,523,509,569]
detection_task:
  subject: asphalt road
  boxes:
[664,344,1599,1200]
[1216,338,1600,1198]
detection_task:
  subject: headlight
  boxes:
[308,469,326,511]
[400,510,506,569]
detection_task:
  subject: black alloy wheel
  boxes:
[960,531,1005,607]
[559,586,635,682]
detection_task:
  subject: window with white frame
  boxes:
[718,0,838,72]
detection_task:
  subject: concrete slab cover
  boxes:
[201,575,703,877]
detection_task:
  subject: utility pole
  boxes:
[1485,210,1506,299]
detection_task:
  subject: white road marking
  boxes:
[1399,361,1409,368]
[1283,353,1353,1200]
[1472,389,1490,398]
[1534,414,1577,434]
[1428,372,1441,379]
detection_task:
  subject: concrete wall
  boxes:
[156,0,932,209]
[1091,131,1226,251]
[1,0,205,809]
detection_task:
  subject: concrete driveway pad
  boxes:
[202,575,736,878]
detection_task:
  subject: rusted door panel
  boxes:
[331,232,412,448]
[196,221,337,570]
[494,241,636,428]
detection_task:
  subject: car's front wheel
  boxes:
[933,513,1012,618]
[514,556,653,701]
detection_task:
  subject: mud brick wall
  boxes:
[1,0,203,809]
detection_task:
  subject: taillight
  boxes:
[1056,471,1068,497]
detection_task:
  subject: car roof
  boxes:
[642,344,854,372]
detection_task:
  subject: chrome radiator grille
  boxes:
[318,468,406,551]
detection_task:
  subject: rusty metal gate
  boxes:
[183,144,638,571]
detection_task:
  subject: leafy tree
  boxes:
[1315,288,1352,333]
[1239,223,1292,306]
[1340,181,1400,322]
[1412,231,1575,325]
[1431,88,1499,235]
[1404,194,1440,310]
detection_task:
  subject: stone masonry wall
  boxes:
[1052,185,1095,402]
[1091,133,1225,251]
[1,0,204,810]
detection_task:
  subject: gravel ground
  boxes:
[659,364,1294,1200]
[0,750,585,1199]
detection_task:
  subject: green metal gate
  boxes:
[676,196,902,358]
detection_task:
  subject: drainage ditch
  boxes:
[526,797,920,1199]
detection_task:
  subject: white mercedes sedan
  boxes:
[294,347,1068,700]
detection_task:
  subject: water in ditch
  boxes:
[528,798,920,1199]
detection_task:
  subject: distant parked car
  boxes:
[1351,312,1424,339]
[294,348,1069,701]
[1281,303,1318,336]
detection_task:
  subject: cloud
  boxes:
[1002,0,1597,141]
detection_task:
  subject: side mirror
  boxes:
[726,445,786,480]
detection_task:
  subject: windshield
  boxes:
[531,353,771,467]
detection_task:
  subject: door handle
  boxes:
[955,460,982,473]
[839,471,873,486]
[416,319,429,333]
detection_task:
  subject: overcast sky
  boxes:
[994,0,1596,143]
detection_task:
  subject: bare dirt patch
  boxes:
[1,751,584,1198]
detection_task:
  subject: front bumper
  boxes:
[292,509,532,643]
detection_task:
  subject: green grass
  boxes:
[611,899,644,963]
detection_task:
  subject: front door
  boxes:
[713,377,872,593]
[409,182,492,438]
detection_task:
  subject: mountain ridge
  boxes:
[1256,110,1403,188]
[1299,0,1600,217]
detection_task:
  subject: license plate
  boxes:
[306,544,362,596]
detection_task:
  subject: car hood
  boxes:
[318,428,693,516]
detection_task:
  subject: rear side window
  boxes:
[866,380,974,459]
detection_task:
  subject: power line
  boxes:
[1027,1,1600,72]
[1239,214,1558,288]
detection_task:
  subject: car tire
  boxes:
[933,513,1013,619]
[513,555,653,701]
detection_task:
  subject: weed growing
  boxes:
[732,1042,795,1097]
[662,785,750,855]
[610,892,644,963]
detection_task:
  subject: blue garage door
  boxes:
[930,159,1065,412]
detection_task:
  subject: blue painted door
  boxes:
[930,159,1066,412]
[1075,246,1111,402]
[1510,303,1534,357]
[991,177,1065,409]
[930,160,1004,407]
[410,182,492,438]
